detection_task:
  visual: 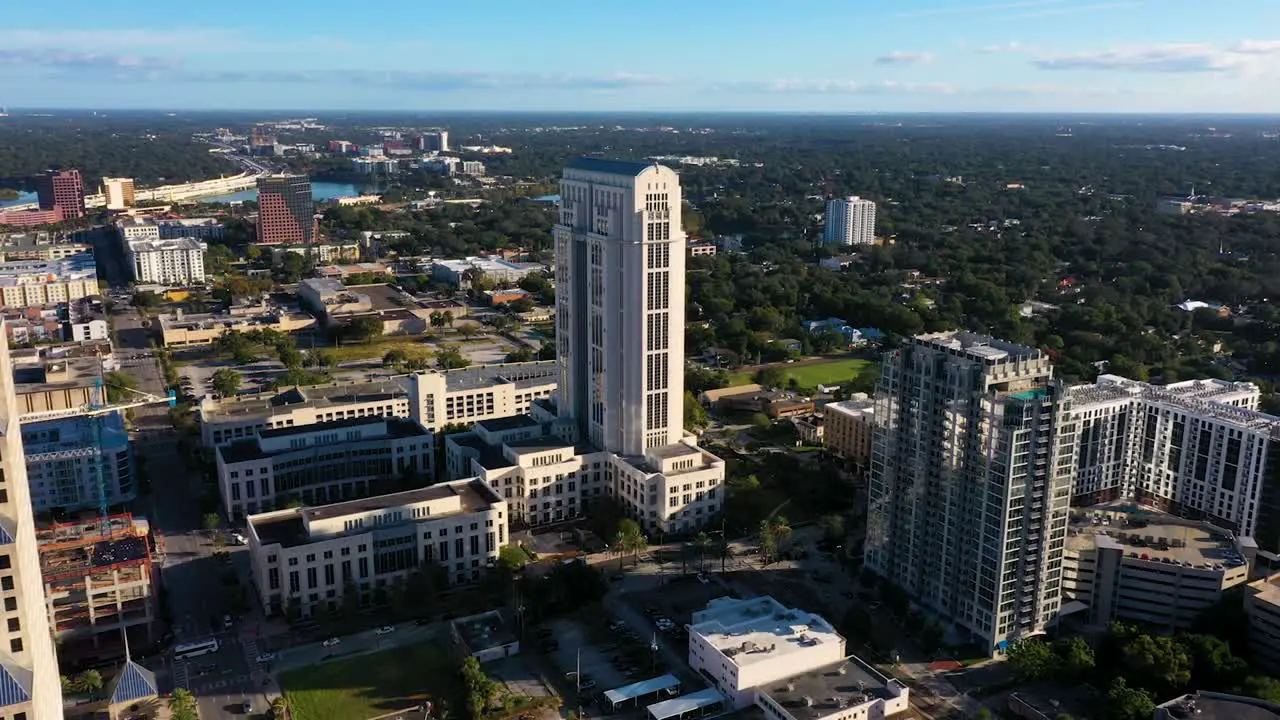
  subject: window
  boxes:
[306,568,317,589]
[269,568,280,590]
[289,571,300,593]
[6,618,17,632]
[0,576,12,591]
[9,638,21,653]
[3,597,14,611]
[0,555,8,570]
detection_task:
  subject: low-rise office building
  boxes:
[431,256,542,287]
[0,231,93,261]
[755,657,910,720]
[1062,507,1253,630]
[271,241,360,265]
[247,479,506,616]
[157,306,316,346]
[116,216,224,241]
[126,237,207,285]
[447,407,724,532]
[406,361,557,429]
[0,252,98,309]
[689,596,889,713]
[216,416,433,520]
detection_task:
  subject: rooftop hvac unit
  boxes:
[802,697,814,708]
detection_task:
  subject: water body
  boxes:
[196,181,375,204]
[0,190,37,208]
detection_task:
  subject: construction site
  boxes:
[37,513,156,658]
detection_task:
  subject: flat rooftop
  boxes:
[220,416,426,462]
[691,596,844,668]
[440,361,558,392]
[761,657,899,720]
[475,415,540,432]
[200,380,408,421]
[127,237,206,252]
[916,331,1042,363]
[250,480,495,548]
[1158,692,1280,720]
[0,252,97,283]
[1068,507,1246,569]
[1068,375,1277,432]
[453,610,518,651]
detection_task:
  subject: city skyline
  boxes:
[1,1,1279,112]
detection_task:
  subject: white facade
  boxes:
[23,412,134,513]
[247,479,506,616]
[116,216,224,242]
[406,362,557,429]
[0,323,65,719]
[0,253,98,309]
[461,161,486,177]
[216,416,433,520]
[1062,374,1279,548]
[556,158,687,454]
[126,237,207,285]
[67,319,109,343]
[823,196,876,246]
[688,596,846,709]
[199,380,410,448]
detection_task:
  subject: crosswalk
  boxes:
[243,635,262,667]
[172,660,190,690]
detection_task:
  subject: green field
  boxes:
[727,357,875,389]
[281,641,457,720]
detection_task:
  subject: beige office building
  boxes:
[247,479,506,616]
[0,254,98,310]
[822,395,874,468]
[1246,574,1280,674]
[0,323,65,718]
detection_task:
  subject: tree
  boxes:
[1122,633,1191,691]
[684,391,708,430]
[457,322,482,341]
[210,368,241,398]
[694,532,712,572]
[498,544,529,574]
[759,516,792,565]
[750,412,772,430]
[383,349,409,367]
[1242,676,1280,704]
[169,688,199,720]
[1006,638,1060,682]
[755,366,788,388]
[132,290,162,308]
[461,656,499,720]
[817,513,846,542]
[314,350,335,368]
[103,371,139,403]
[278,344,304,369]
[74,669,103,695]
[270,695,291,720]
[1056,636,1096,681]
[345,316,384,343]
[437,344,471,370]
[614,519,648,566]
[202,512,221,532]
[1105,678,1154,720]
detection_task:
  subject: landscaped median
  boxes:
[281,636,560,720]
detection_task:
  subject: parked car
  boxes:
[322,637,341,648]
[375,625,396,635]
[255,652,276,663]
[230,532,248,546]
[241,698,254,714]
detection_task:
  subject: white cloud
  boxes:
[978,41,1024,54]
[1032,40,1280,74]
[873,51,937,66]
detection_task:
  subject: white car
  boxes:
[255,652,276,663]
[230,533,248,546]
[322,637,341,648]
[375,625,396,635]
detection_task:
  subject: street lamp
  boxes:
[650,633,659,672]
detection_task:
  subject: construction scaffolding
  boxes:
[37,513,155,643]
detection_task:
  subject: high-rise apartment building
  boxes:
[101,177,136,210]
[0,323,65,718]
[1062,374,1280,551]
[866,332,1071,652]
[255,175,316,246]
[36,169,86,222]
[417,130,449,152]
[823,196,876,246]
[447,158,725,533]
[126,237,208,285]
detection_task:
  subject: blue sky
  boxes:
[3,0,1280,112]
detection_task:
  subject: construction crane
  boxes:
[20,376,176,533]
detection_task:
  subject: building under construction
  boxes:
[37,513,155,647]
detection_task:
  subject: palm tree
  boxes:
[715,538,734,574]
[693,532,711,573]
[270,695,291,720]
[169,689,199,720]
[760,516,792,565]
[615,519,648,567]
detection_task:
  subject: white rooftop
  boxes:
[127,237,207,252]
[690,596,844,668]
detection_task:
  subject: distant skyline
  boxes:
[3,0,1280,112]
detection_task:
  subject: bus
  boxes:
[173,638,220,660]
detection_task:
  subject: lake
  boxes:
[196,181,376,204]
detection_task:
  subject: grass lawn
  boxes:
[282,640,459,720]
[325,335,436,363]
[727,357,875,389]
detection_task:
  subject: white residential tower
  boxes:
[823,196,876,246]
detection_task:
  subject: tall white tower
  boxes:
[555,158,686,456]
[823,196,876,246]
[0,322,65,719]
